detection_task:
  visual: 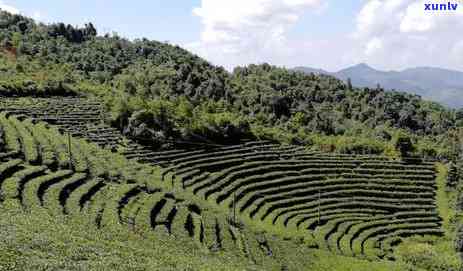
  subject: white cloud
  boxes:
[32,11,42,21]
[0,1,19,14]
[188,0,463,72]
[0,2,45,23]
[352,0,463,71]
[187,0,324,70]
[400,1,434,32]
[365,37,383,56]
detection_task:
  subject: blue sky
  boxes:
[7,1,361,43]
[6,0,203,43]
[1,0,463,72]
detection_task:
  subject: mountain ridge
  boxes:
[294,64,463,108]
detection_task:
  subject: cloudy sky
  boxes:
[1,0,462,72]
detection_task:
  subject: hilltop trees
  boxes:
[347,77,353,91]
[395,135,415,158]
[229,64,453,136]
[47,23,97,43]
[456,109,463,127]
[0,10,459,156]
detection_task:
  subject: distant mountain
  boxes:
[294,63,463,108]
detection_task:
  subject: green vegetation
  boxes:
[0,204,256,271]
[158,142,445,259]
[2,205,422,271]
[392,164,461,271]
[1,10,462,158]
[0,115,431,271]
[1,9,463,271]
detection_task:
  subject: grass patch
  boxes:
[393,163,461,271]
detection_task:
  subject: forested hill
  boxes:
[0,10,461,158]
[0,10,231,98]
[294,63,463,108]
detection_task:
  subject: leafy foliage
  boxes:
[0,10,460,158]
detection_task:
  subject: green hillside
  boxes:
[1,10,462,158]
[1,10,463,271]
[0,114,423,271]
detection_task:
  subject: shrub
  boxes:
[395,240,460,271]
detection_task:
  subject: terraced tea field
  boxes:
[160,145,443,258]
[0,97,446,261]
[0,114,281,262]
[0,97,141,152]
[0,97,226,165]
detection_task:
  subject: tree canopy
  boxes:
[0,10,461,158]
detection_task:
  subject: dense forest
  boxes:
[1,10,462,159]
